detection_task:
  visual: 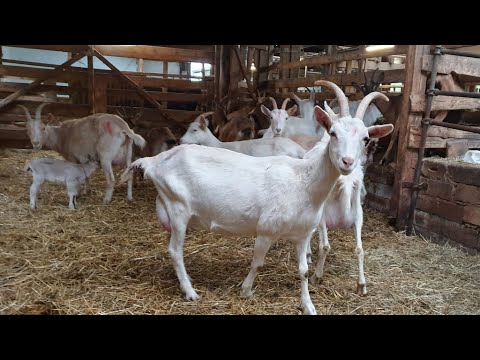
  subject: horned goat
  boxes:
[120,80,393,315]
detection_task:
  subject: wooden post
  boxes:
[290,45,302,79]
[232,46,257,102]
[0,51,86,110]
[94,77,108,113]
[328,45,337,75]
[280,45,290,94]
[162,61,168,108]
[389,45,431,231]
[138,58,144,73]
[92,48,175,122]
[87,52,95,114]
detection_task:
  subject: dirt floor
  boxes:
[1,148,479,315]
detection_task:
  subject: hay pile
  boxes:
[1,149,479,315]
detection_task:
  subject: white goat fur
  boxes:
[19,104,146,203]
[261,96,326,139]
[24,158,98,209]
[180,113,305,159]
[121,80,393,315]
[302,88,392,296]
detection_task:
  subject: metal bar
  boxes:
[429,119,480,134]
[440,47,480,59]
[405,45,443,236]
[432,89,480,98]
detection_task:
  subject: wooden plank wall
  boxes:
[0,45,215,147]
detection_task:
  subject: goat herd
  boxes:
[16,80,393,315]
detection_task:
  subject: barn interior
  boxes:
[0,45,479,315]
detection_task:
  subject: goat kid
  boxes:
[25,158,98,209]
[121,80,393,315]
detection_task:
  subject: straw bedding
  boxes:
[0,148,478,315]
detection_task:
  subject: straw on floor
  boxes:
[1,148,478,315]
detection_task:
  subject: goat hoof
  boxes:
[310,274,320,285]
[356,283,368,296]
[240,288,254,298]
[302,303,317,315]
[185,291,200,301]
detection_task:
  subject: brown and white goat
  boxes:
[17,103,146,203]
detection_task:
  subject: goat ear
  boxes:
[314,106,333,132]
[368,124,394,139]
[323,101,337,118]
[287,104,297,117]
[199,115,209,129]
[260,104,271,117]
[46,113,59,124]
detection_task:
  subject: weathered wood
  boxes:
[232,46,256,101]
[417,194,464,223]
[6,45,90,53]
[365,181,393,199]
[410,94,480,112]
[93,45,213,64]
[446,140,469,157]
[408,125,480,148]
[94,77,108,113]
[262,69,405,90]
[390,45,430,231]
[273,45,409,72]
[0,51,86,110]
[423,54,480,78]
[87,53,95,114]
[0,64,207,90]
[107,89,206,103]
[364,193,391,214]
[414,210,479,250]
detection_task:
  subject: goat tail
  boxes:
[131,133,147,149]
[120,157,148,185]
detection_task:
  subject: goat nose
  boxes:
[342,157,354,167]
[275,128,281,133]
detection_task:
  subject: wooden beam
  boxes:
[93,45,213,63]
[410,94,480,112]
[232,46,257,101]
[6,45,90,53]
[422,54,480,78]
[0,51,86,110]
[87,52,95,114]
[262,69,405,90]
[390,45,430,231]
[273,45,409,73]
[408,125,480,148]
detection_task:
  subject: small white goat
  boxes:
[180,112,305,159]
[17,104,146,203]
[24,158,98,209]
[305,85,390,296]
[261,97,325,139]
[120,80,393,315]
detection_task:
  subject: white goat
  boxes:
[180,112,305,159]
[17,103,146,203]
[304,85,391,296]
[24,158,98,209]
[330,99,383,127]
[120,80,393,315]
[261,96,326,139]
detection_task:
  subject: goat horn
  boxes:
[269,97,278,110]
[18,105,33,122]
[35,103,49,122]
[355,92,389,121]
[290,92,301,104]
[314,80,349,118]
[201,111,215,118]
[281,98,290,110]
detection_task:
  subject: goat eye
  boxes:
[330,131,337,138]
[364,137,370,145]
